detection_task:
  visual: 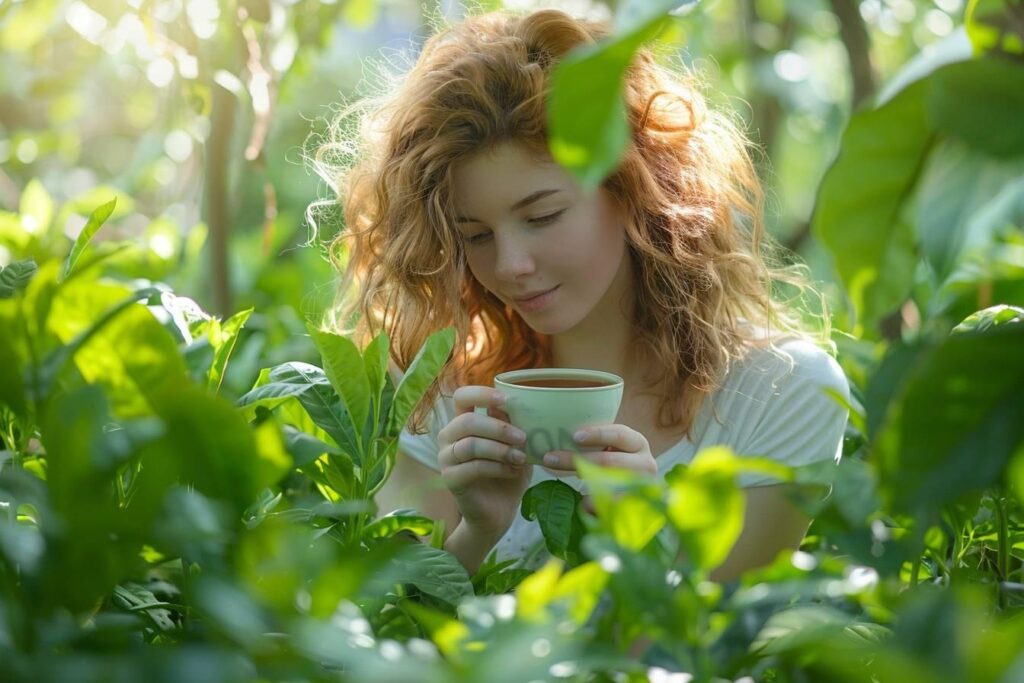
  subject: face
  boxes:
[450,142,632,336]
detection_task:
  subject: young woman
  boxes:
[318,9,849,579]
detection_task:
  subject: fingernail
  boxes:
[543,453,559,467]
[511,428,527,444]
[493,392,506,405]
[574,430,588,443]
[508,450,526,465]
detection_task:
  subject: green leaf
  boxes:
[238,362,324,407]
[752,605,887,656]
[62,198,116,281]
[207,307,253,393]
[874,324,1024,515]
[928,58,1024,159]
[363,330,390,439]
[813,80,931,334]
[361,513,434,541]
[238,363,363,462]
[521,480,585,562]
[953,304,1024,333]
[574,457,666,552]
[0,259,38,298]
[42,284,182,413]
[664,446,745,572]
[548,20,661,190]
[309,326,371,444]
[385,327,455,437]
[360,542,474,606]
[916,141,1024,280]
[281,424,342,468]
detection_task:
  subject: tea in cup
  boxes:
[479,368,624,465]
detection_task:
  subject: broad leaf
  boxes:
[664,446,746,572]
[873,324,1024,515]
[42,284,179,413]
[282,424,342,468]
[928,58,1024,159]
[916,141,1024,280]
[360,542,474,606]
[813,80,930,335]
[521,480,585,562]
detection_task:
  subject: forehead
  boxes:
[450,142,572,210]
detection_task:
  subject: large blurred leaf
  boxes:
[928,58,1024,159]
[873,324,1024,515]
[813,80,929,334]
[548,2,687,190]
[39,387,175,612]
[47,280,186,417]
[664,447,745,572]
[916,142,1024,280]
[575,457,666,553]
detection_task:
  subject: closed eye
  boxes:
[465,209,567,245]
[527,209,567,225]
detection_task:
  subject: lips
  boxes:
[512,286,558,303]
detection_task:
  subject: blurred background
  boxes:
[0,0,967,382]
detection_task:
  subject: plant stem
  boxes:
[994,492,1010,609]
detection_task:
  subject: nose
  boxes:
[493,232,536,282]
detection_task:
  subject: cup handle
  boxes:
[473,405,488,417]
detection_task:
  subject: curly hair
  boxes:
[313,8,826,437]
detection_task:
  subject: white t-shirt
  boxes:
[396,337,849,570]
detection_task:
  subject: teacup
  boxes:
[479,368,624,465]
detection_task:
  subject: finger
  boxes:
[440,437,528,467]
[542,464,578,477]
[542,449,641,472]
[442,459,525,490]
[442,411,526,451]
[574,424,647,454]
[452,385,507,416]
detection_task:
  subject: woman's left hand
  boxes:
[541,424,657,478]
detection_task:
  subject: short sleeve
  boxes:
[727,339,850,487]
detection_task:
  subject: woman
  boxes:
[317,9,849,580]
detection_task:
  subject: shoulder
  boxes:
[728,336,847,398]
[704,335,849,426]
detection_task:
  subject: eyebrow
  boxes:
[454,189,562,223]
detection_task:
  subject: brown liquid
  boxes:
[509,378,611,389]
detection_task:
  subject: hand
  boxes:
[540,424,657,478]
[436,386,534,541]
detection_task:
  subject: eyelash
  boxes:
[466,209,566,245]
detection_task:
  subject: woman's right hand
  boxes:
[437,386,533,542]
